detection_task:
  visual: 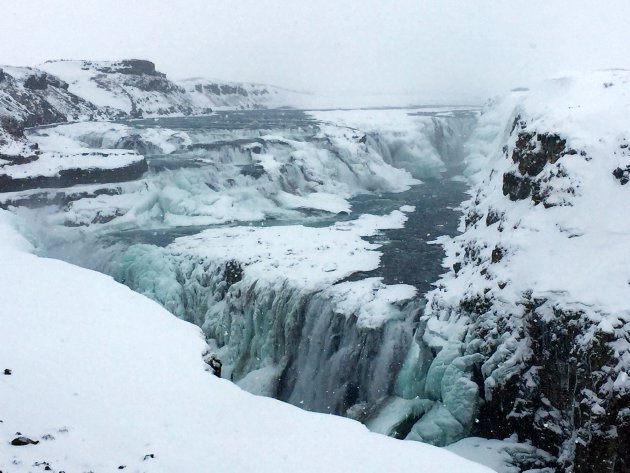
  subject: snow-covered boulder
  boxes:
[0,209,492,473]
[424,71,630,471]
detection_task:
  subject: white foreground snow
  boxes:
[0,210,492,473]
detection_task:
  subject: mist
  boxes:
[1,0,629,103]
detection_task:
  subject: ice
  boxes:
[111,208,422,416]
[446,437,555,473]
[312,108,478,178]
[0,209,493,473]
[406,402,465,446]
[365,396,434,438]
[25,114,423,227]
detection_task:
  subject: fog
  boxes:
[1,0,629,103]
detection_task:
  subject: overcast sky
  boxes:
[1,0,629,102]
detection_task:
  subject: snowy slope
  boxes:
[423,71,630,471]
[39,60,200,118]
[0,210,492,473]
[0,64,105,165]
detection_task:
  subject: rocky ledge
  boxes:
[424,71,630,472]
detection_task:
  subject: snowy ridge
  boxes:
[424,71,630,471]
[0,209,493,473]
[39,60,200,118]
[180,77,316,110]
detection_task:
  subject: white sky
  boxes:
[1,0,629,102]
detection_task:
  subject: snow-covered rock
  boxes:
[422,71,630,471]
[39,59,202,118]
[0,209,492,473]
[180,77,316,110]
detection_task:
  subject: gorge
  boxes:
[1,60,629,473]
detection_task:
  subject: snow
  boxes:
[39,60,195,117]
[0,209,492,473]
[329,278,417,329]
[180,78,479,111]
[0,150,142,179]
[446,437,554,473]
[435,70,630,318]
[180,78,317,111]
[312,108,479,178]
[168,209,410,292]
[23,112,421,228]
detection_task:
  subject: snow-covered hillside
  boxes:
[39,60,200,118]
[0,209,492,473]
[422,71,630,471]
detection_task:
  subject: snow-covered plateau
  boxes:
[1,58,629,472]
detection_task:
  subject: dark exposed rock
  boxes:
[465,294,630,473]
[1,117,26,139]
[224,260,243,287]
[11,436,39,446]
[208,354,222,378]
[503,172,536,201]
[485,209,504,226]
[95,59,159,76]
[24,74,48,90]
[491,246,504,263]
[503,129,578,205]
[0,158,148,193]
[613,166,630,185]
[3,368,11,375]
[239,163,266,179]
[0,185,123,210]
[0,153,39,166]
[464,209,483,229]
[113,134,162,155]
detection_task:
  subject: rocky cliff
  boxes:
[424,71,630,472]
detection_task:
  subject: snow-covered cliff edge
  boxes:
[0,209,493,473]
[423,71,630,472]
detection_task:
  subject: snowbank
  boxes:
[0,209,491,473]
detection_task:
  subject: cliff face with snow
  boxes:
[0,59,311,194]
[180,77,315,110]
[39,60,202,118]
[424,71,630,472]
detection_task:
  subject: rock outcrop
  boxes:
[424,71,630,472]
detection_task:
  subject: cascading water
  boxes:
[18,107,480,445]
